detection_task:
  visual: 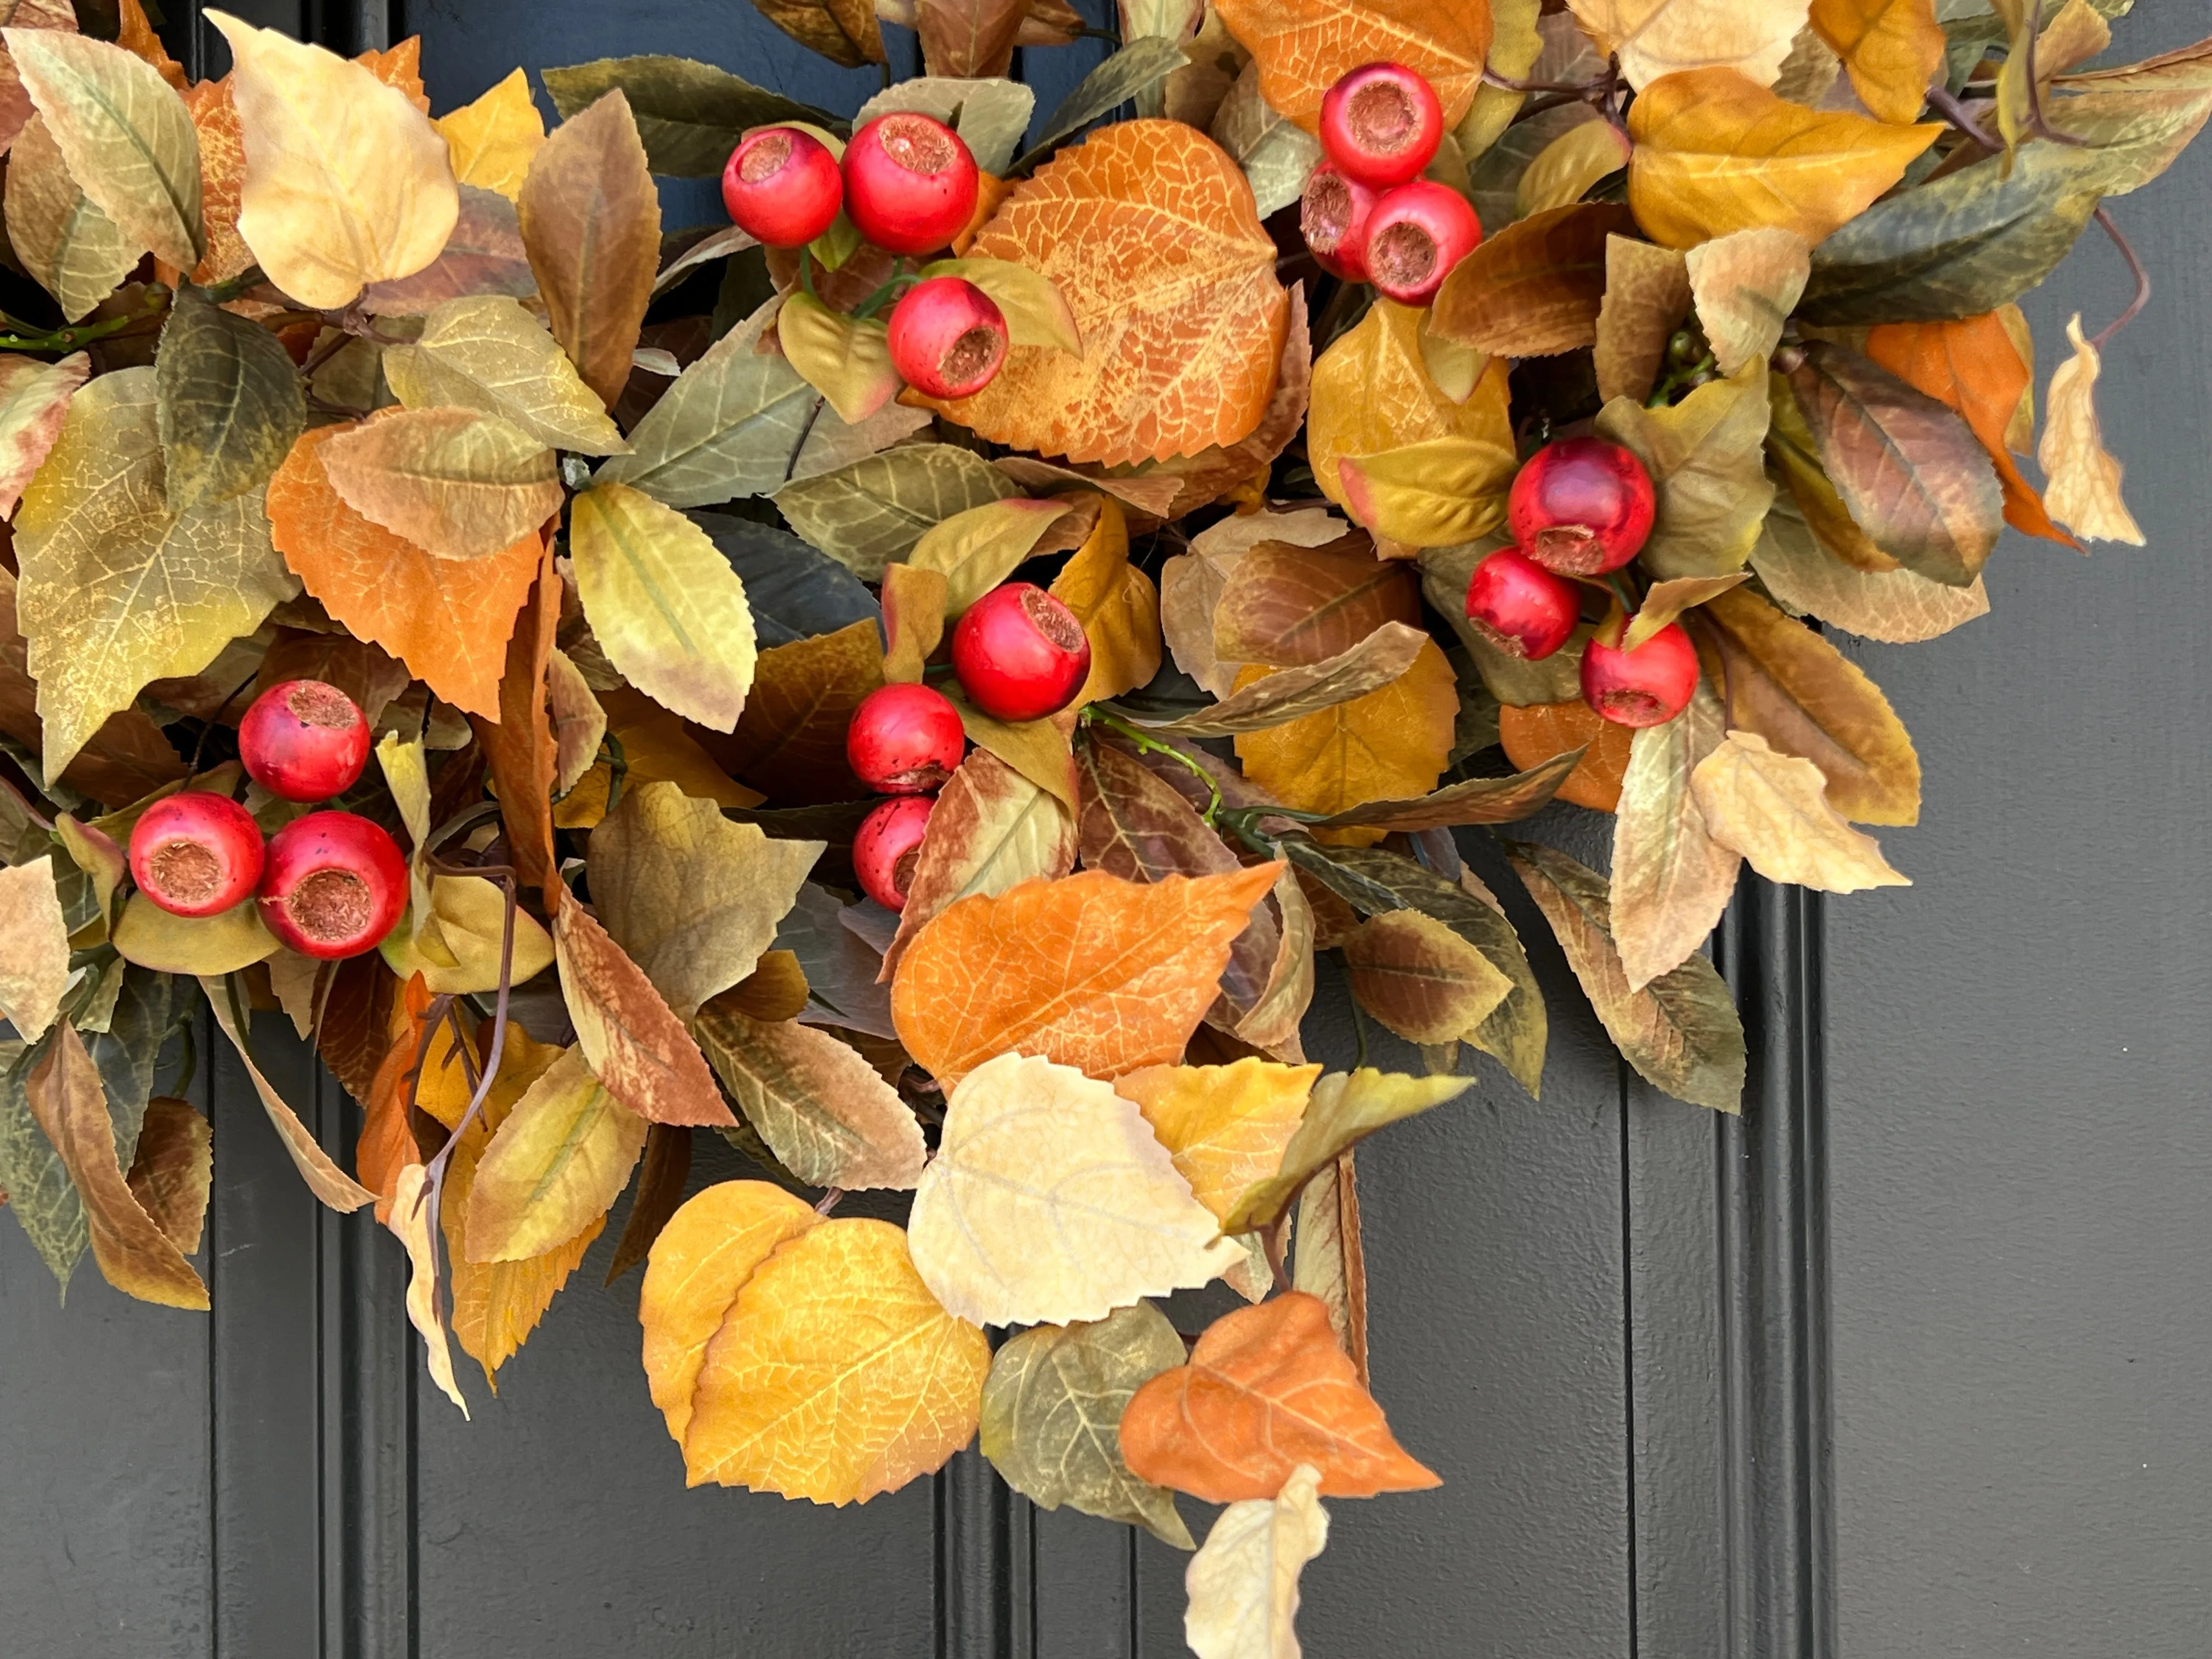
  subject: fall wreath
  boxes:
[0,0,2196,1646]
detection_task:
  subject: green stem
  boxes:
[0,291,170,354]
[851,272,923,321]
[1081,708,1223,824]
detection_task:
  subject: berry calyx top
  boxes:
[1363,180,1481,307]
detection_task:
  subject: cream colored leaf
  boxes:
[1184,1463,1329,1659]
[2036,313,2143,546]
[0,856,67,1040]
[1690,729,1910,893]
[548,649,607,797]
[692,1002,927,1189]
[568,483,757,732]
[316,407,561,561]
[379,873,556,995]
[381,296,625,455]
[1611,680,1739,992]
[586,780,823,1018]
[906,496,1075,617]
[1751,494,1989,643]
[909,1052,1245,1326]
[387,1163,470,1416]
[207,12,458,309]
[1684,227,1810,377]
[434,66,545,200]
[1569,0,1812,90]
[5,112,139,323]
[0,349,86,516]
[1595,235,1691,404]
[463,1045,648,1262]
[201,975,377,1210]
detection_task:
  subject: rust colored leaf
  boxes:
[183,76,250,286]
[918,0,1025,76]
[1120,1291,1440,1501]
[921,121,1288,469]
[891,863,1283,1084]
[1212,534,1420,668]
[1212,0,1492,133]
[469,537,559,903]
[1499,699,1633,812]
[518,89,659,409]
[605,1121,692,1284]
[704,617,884,805]
[1431,202,1634,358]
[552,889,735,1128]
[125,1096,211,1256]
[1292,1154,1365,1383]
[267,420,540,718]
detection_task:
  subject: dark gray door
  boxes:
[4,3,2208,1655]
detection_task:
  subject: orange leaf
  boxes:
[921,120,1288,468]
[183,77,252,286]
[1212,0,1493,133]
[1861,313,2076,548]
[890,864,1282,1084]
[117,0,186,92]
[468,536,561,902]
[266,419,540,719]
[1119,1290,1440,1500]
[1499,698,1632,812]
[356,37,431,111]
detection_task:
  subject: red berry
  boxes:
[1509,437,1658,577]
[887,277,1008,399]
[847,682,967,794]
[1363,180,1481,306]
[238,679,370,803]
[128,791,264,918]
[950,583,1092,723]
[1319,62,1444,187]
[1300,162,1380,282]
[721,126,844,249]
[257,810,408,960]
[854,795,934,912]
[1580,622,1700,729]
[1465,547,1581,662]
[842,114,979,256]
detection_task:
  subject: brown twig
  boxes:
[2092,207,2152,347]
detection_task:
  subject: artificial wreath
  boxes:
[0,0,2197,1646]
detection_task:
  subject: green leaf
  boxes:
[156,289,306,513]
[772,444,1022,580]
[1505,839,1745,1114]
[980,1301,1195,1549]
[852,76,1034,176]
[692,1000,926,1189]
[1221,1068,1474,1233]
[1210,60,1323,218]
[1594,361,1775,579]
[540,55,839,176]
[4,113,139,323]
[1018,36,1190,170]
[381,294,627,455]
[1118,622,1429,738]
[0,1038,86,1295]
[688,511,878,647]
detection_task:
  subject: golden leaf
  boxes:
[382,294,626,455]
[919,121,1288,468]
[568,483,757,731]
[386,1162,469,1415]
[919,254,1082,354]
[1220,1068,1471,1233]
[1626,67,1941,250]
[708,617,884,804]
[1594,234,1691,404]
[681,1216,990,1502]
[123,1097,210,1255]
[315,407,561,561]
[552,889,734,1128]
[1684,226,1809,376]
[115,0,185,93]
[1610,680,1739,992]
[891,863,1283,1083]
[1516,117,1633,216]
[905,495,1075,616]
[909,1052,1243,1325]
[1691,729,1910,892]
[1212,0,1492,132]
[1750,496,1990,642]
[434,66,545,200]
[443,1115,602,1389]
[1335,437,1516,548]
[1184,1464,1329,1659]
[1568,0,1810,90]
[1117,1056,1319,1221]
[693,1002,927,1189]
[1809,0,1945,125]
[463,1045,648,1262]
[112,891,276,975]
[1456,0,1542,162]
[777,291,901,425]
[377,874,556,995]
[2036,313,2142,546]
[266,419,540,719]
[206,12,456,308]
[0,856,68,1040]
[1049,496,1161,704]
[554,687,763,828]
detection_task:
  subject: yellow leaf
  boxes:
[1184,1464,1330,1659]
[921,254,1082,353]
[379,873,556,994]
[2035,313,2143,545]
[1117,1056,1319,1221]
[1809,0,1946,125]
[1690,729,1910,892]
[681,1216,990,1502]
[1222,1068,1473,1233]
[909,1052,1244,1325]
[1335,436,1516,548]
[206,12,458,309]
[315,407,562,561]
[112,891,277,974]
[553,686,763,830]
[0,856,69,1040]
[386,1163,470,1415]
[905,495,1073,617]
[1049,495,1161,704]
[1517,117,1633,216]
[434,67,545,200]
[463,1045,648,1262]
[777,291,901,425]
[1455,0,1543,163]
[1594,360,1775,579]
[442,1117,601,1390]
[1569,0,1810,89]
[568,483,757,731]
[382,294,627,455]
[1626,66,1942,251]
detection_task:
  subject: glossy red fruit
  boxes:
[257,811,408,960]
[1319,61,1444,187]
[721,126,844,248]
[1465,547,1581,662]
[888,277,1008,398]
[848,682,967,794]
[950,582,1092,723]
[1300,162,1380,282]
[1581,622,1700,729]
[1363,180,1481,306]
[238,679,370,803]
[128,792,264,918]
[1509,436,1658,576]
[842,113,980,256]
[854,795,934,912]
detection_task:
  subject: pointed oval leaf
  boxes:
[693,1001,926,1189]
[315,407,561,561]
[1184,1463,1330,1658]
[1691,729,1911,893]
[382,295,625,455]
[464,1044,648,1262]
[553,889,735,1128]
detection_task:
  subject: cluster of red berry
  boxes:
[1464,437,1700,730]
[126,681,408,960]
[722,114,1013,401]
[1298,63,1482,307]
[846,584,1093,912]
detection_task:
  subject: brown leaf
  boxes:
[388,1162,470,1414]
[1425,201,1630,362]
[552,889,735,1127]
[27,1024,207,1308]
[1594,234,1690,404]
[918,0,1025,76]
[1691,729,1910,892]
[1610,680,1738,992]
[1137,621,1430,738]
[203,977,379,1210]
[1306,749,1583,831]
[1342,907,1513,1045]
[518,89,659,408]
[703,617,884,805]
[605,1121,691,1284]
[2035,312,2143,546]
[469,538,560,903]
[884,748,1077,980]
[1212,533,1419,667]
[757,0,887,68]
[1751,495,1990,643]
[1499,698,1632,811]
[693,1001,926,1189]
[124,1096,211,1256]
[1291,1154,1365,1382]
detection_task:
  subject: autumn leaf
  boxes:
[0,857,67,1041]
[315,408,562,561]
[1691,730,1910,893]
[1208,55,1322,217]
[1431,202,1633,358]
[206,13,456,308]
[693,1000,926,1189]
[758,0,885,67]
[1611,681,1739,992]
[1211,0,1491,133]
[920,120,1288,468]
[1594,235,1691,403]
[1594,362,1775,579]
[124,1096,211,1256]
[382,295,625,455]
[387,1163,470,1415]
[905,496,1075,617]
[435,67,545,199]
[202,976,380,1210]
[111,891,274,975]
[1684,227,1809,377]
[1809,0,1945,125]
[1517,118,1633,216]
[1050,496,1161,705]
[1626,67,1942,250]
[1570,0,1808,90]
[891,863,1282,1083]
[16,367,297,786]
[540,56,828,178]
[1751,495,1990,642]
[1341,908,1514,1045]
[884,748,1076,977]
[5,112,138,322]
[1122,1290,1439,1500]
[463,1044,647,1262]
[0,349,84,517]
[853,75,1034,175]
[155,290,304,515]
[774,444,1022,580]
[1119,1057,1318,1221]
[443,1114,603,1389]
[1292,1157,1365,1380]
[777,291,900,425]
[681,1215,991,1502]
[1219,1066,1471,1232]
[1132,623,1430,740]
[380,874,557,995]
[2036,312,2143,545]
[1184,1464,1330,1659]
[266,419,540,719]
[552,889,734,1128]
[1336,437,1515,549]
[1214,534,1421,668]
[709,617,884,804]
[981,1302,1195,1548]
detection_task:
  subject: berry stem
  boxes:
[1080,709,1223,823]
[851,272,922,321]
